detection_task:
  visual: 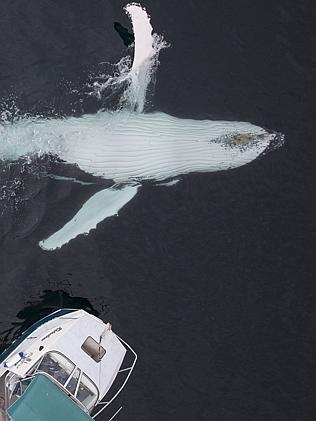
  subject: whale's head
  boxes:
[205,123,284,173]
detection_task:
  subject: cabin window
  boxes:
[65,367,81,395]
[81,336,106,362]
[36,352,75,386]
[76,373,98,411]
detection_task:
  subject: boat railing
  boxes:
[4,372,22,408]
[4,371,22,421]
[92,333,137,420]
[1,323,137,421]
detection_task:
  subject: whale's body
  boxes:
[18,108,280,251]
[1,110,276,183]
[0,3,284,250]
[60,111,276,182]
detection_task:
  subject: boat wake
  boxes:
[0,3,284,250]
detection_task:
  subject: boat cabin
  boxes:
[0,309,137,421]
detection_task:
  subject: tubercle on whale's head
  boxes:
[220,130,285,155]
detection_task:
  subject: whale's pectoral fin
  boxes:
[155,178,181,187]
[47,173,95,186]
[39,183,140,251]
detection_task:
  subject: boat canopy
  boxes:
[7,373,92,421]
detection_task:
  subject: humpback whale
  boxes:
[0,3,284,250]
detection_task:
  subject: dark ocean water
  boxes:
[0,1,315,420]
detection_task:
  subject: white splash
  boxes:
[39,184,139,250]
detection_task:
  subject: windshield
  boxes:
[36,352,75,386]
[76,373,98,411]
[35,351,98,412]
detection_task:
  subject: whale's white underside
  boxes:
[36,109,277,250]
[39,184,139,251]
[60,111,273,182]
[0,110,273,182]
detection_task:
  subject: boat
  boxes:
[0,309,137,420]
